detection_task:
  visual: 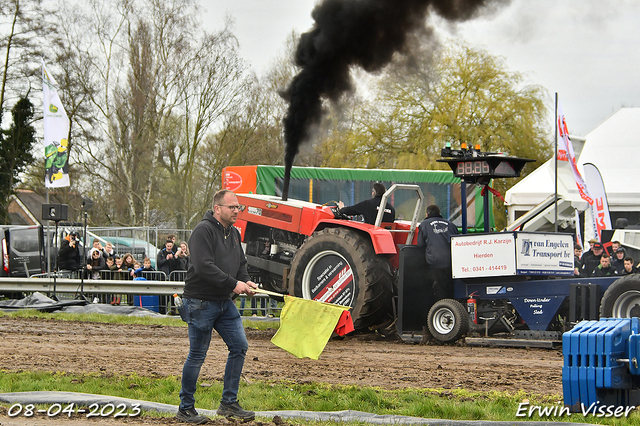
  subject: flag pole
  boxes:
[554,92,558,233]
[44,61,52,278]
[253,288,286,297]
[46,188,51,277]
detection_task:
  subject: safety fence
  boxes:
[91,270,186,308]
[1,274,281,317]
[88,270,188,310]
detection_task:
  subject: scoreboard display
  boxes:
[438,149,534,183]
[455,160,491,177]
[453,159,520,178]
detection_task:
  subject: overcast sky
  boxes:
[202,0,640,137]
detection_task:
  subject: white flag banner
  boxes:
[43,60,70,188]
[557,103,592,205]
[583,163,611,242]
[583,208,595,251]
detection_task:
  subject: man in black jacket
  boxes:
[177,189,257,424]
[611,247,626,275]
[417,205,459,301]
[57,231,82,271]
[580,241,604,277]
[157,240,181,276]
[622,257,639,275]
[593,253,615,277]
[337,182,395,225]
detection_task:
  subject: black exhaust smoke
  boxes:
[281,0,503,200]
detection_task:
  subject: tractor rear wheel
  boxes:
[599,275,640,318]
[288,227,394,330]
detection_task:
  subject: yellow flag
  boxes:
[271,295,349,360]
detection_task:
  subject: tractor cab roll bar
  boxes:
[375,184,424,244]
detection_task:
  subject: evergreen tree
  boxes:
[0,97,36,223]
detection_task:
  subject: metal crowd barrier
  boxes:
[141,271,167,281]
[236,293,280,317]
[94,270,174,309]
[169,270,187,281]
[99,270,133,280]
[3,271,281,317]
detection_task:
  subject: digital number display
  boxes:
[440,153,533,182]
[455,160,491,176]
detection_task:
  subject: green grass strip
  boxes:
[0,372,639,424]
[1,310,639,424]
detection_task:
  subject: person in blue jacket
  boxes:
[417,204,459,302]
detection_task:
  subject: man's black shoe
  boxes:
[217,401,255,420]
[176,407,209,424]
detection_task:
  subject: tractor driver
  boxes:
[337,182,395,225]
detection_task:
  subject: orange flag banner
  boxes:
[334,310,354,336]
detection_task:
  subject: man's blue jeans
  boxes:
[179,298,248,410]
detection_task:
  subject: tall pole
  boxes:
[461,181,468,234]
[483,189,490,233]
[46,187,51,276]
[554,92,558,233]
[79,206,87,301]
[51,220,59,301]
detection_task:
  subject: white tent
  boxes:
[577,108,640,214]
[505,107,640,228]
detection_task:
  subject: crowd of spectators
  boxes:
[53,230,292,317]
[156,234,190,276]
[574,239,638,277]
[56,233,190,283]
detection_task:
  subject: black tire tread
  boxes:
[427,298,469,343]
[288,227,394,330]
[599,274,640,318]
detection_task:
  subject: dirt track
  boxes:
[0,316,564,424]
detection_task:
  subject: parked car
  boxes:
[97,236,158,268]
[1,225,45,278]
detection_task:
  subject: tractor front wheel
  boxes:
[600,275,640,318]
[427,299,469,343]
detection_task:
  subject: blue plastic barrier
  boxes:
[563,317,640,412]
[133,295,160,313]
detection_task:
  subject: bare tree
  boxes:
[50,0,209,226]
[0,0,50,114]
[155,25,249,228]
[24,3,308,228]
[183,33,301,225]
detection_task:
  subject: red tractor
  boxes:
[233,181,637,346]
[234,184,424,330]
[230,150,640,345]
